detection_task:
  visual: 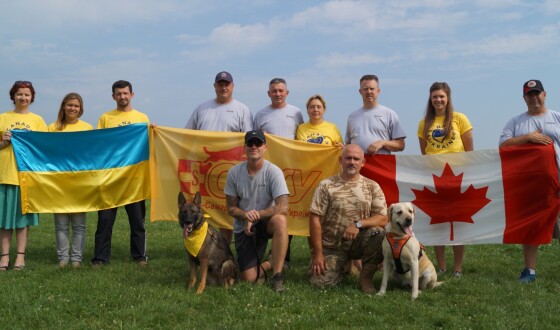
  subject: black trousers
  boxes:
[92,200,147,263]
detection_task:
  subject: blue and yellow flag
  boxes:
[11,124,150,213]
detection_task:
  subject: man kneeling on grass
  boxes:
[225,130,289,293]
[309,144,388,293]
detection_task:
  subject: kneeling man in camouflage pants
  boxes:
[309,144,387,293]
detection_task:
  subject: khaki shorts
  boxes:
[310,227,384,288]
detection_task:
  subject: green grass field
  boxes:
[1,208,560,329]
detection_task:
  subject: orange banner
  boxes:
[149,126,341,236]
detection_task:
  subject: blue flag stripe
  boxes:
[11,123,149,172]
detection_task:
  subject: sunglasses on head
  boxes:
[245,139,264,147]
[14,81,32,87]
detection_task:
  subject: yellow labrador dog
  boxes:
[377,202,441,299]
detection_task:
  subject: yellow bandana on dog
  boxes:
[183,221,208,257]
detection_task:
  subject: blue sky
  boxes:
[1,0,559,154]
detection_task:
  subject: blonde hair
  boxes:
[306,94,327,110]
[54,93,84,131]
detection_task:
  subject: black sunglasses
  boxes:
[14,81,32,87]
[245,139,264,147]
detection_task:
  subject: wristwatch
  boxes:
[354,220,363,229]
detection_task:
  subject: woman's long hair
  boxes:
[422,82,454,141]
[54,93,84,131]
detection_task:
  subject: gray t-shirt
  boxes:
[253,104,304,139]
[224,160,290,233]
[185,98,253,132]
[499,109,560,168]
[345,104,407,154]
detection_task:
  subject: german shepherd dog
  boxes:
[178,192,237,294]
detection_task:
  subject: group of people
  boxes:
[0,80,148,272]
[0,73,557,293]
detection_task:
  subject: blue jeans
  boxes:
[54,213,87,263]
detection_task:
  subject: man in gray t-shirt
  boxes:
[185,71,253,132]
[345,74,406,155]
[499,79,560,284]
[253,78,303,268]
[224,130,289,292]
[253,78,304,139]
[186,71,253,244]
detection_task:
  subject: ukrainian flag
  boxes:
[11,123,150,214]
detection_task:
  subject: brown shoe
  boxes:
[359,263,377,294]
[270,272,285,293]
[137,260,148,268]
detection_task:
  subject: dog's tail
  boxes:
[221,259,237,288]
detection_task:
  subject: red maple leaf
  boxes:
[411,163,491,241]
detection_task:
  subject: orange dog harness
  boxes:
[386,233,424,274]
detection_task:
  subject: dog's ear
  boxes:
[193,191,202,207]
[387,204,394,223]
[178,192,187,207]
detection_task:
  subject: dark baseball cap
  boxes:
[215,71,233,83]
[523,80,544,95]
[244,130,266,144]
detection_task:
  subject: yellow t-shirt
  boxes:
[296,121,343,145]
[417,112,472,155]
[0,111,48,185]
[48,120,93,132]
[97,109,149,129]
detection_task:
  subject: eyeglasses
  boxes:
[245,139,264,147]
[14,81,32,87]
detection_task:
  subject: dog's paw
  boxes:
[411,290,422,300]
[376,291,386,296]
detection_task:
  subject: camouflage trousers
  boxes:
[310,227,385,288]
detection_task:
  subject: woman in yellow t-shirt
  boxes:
[0,81,47,271]
[417,82,473,278]
[48,93,93,268]
[296,95,343,147]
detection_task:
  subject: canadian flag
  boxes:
[362,144,560,245]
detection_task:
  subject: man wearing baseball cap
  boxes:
[224,130,289,292]
[186,71,252,133]
[186,71,253,242]
[499,79,560,283]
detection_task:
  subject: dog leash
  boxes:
[250,227,268,284]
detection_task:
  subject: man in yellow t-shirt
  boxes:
[91,80,149,268]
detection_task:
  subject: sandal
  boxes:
[0,254,9,271]
[13,252,25,271]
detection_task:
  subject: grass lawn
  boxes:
[1,208,560,329]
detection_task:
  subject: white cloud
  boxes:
[0,0,203,27]
[315,52,399,68]
[542,0,560,13]
[473,0,523,8]
[460,25,559,56]
[179,22,276,61]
